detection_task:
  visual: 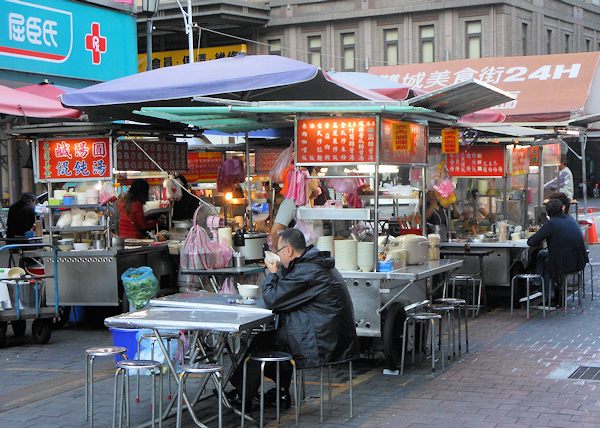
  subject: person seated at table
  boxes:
[527,198,587,306]
[6,192,36,240]
[228,228,360,410]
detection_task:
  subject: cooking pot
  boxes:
[111,236,125,250]
[236,232,267,262]
[401,234,429,265]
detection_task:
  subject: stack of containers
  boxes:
[316,236,334,255]
[334,239,357,271]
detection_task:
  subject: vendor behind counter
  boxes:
[118,179,159,239]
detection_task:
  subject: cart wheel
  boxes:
[383,303,407,370]
[11,320,26,338]
[52,306,71,329]
[31,319,52,344]
[0,322,6,348]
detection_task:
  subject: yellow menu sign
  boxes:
[392,122,413,152]
[441,128,459,154]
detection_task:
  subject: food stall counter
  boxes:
[339,259,463,282]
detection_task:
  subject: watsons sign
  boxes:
[0,0,136,81]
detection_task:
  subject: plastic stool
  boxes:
[113,360,162,428]
[435,298,469,356]
[446,274,483,318]
[586,262,597,300]
[85,346,127,428]
[176,364,223,428]
[137,332,183,402]
[400,312,444,377]
[241,351,299,428]
[510,274,546,319]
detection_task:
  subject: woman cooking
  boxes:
[425,190,458,238]
[118,179,159,239]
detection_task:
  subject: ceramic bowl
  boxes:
[237,284,259,299]
[73,242,91,251]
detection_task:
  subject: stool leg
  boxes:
[176,373,184,428]
[89,355,96,428]
[136,340,142,403]
[276,362,280,424]
[259,361,266,428]
[166,339,172,400]
[591,264,595,300]
[400,318,409,376]
[151,370,156,428]
[440,318,445,372]
[463,305,469,353]
[411,320,416,367]
[456,306,462,357]
[430,319,436,376]
[563,276,568,313]
[319,366,324,423]
[241,358,249,428]
[112,368,120,428]
[328,365,332,414]
[510,277,515,316]
[526,278,530,320]
[541,277,546,319]
[218,369,223,428]
[476,279,483,317]
[118,370,125,428]
[85,354,89,421]
[158,368,163,428]
[291,360,299,427]
[349,360,353,419]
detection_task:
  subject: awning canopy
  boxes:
[61,55,392,121]
[0,85,80,119]
[468,124,553,137]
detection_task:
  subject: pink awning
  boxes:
[0,84,80,119]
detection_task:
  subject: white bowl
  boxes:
[237,284,259,299]
[264,250,280,264]
[58,244,73,252]
[73,242,91,251]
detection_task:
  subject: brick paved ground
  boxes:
[2,210,600,427]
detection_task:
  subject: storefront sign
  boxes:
[0,0,137,82]
[138,44,248,71]
[529,146,541,167]
[509,145,530,176]
[296,117,377,164]
[441,128,460,154]
[391,122,413,152]
[542,143,562,165]
[117,141,187,172]
[380,119,427,164]
[255,147,285,173]
[447,145,505,177]
[35,137,112,182]
[186,151,223,182]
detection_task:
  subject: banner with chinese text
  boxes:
[296,117,377,164]
[117,141,187,172]
[529,146,541,167]
[441,128,460,154]
[380,119,427,164]
[446,145,505,177]
[186,152,223,182]
[542,143,561,166]
[35,137,112,182]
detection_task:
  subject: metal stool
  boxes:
[435,298,469,355]
[510,274,546,319]
[85,346,127,428]
[176,363,223,428]
[241,351,299,428]
[445,274,483,318]
[113,360,162,428]
[585,262,597,300]
[137,332,183,401]
[400,312,444,377]
[561,271,583,312]
[429,304,456,361]
[304,360,354,423]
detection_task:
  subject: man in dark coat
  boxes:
[527,198,588,306]
[6,192,36,239]
[229,228,359,409]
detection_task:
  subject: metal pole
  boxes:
[581,131,588,213]
[146,18,153,71]
[538,146,544,223]
[245,132,253,230]
[187,0,194,63]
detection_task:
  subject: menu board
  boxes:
[186,152,223,182]
[380,119,427,164]
[36,137,112,182]
[447,145,505,177]
[117,140,187,172]
[509,145,529,176]
[296,117,377,164]
[441,128,460,154]
[255,147,286,173]
[529,146,541,167]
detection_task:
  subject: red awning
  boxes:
[0,84,80,119]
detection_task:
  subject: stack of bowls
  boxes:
[316,236,334,255]
[357,242,375,272]
[334,239,358,271]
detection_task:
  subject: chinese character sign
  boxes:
[380,119,427,164]
[296,117,377,164]
[542,143,561,166]
[392,122,413,153]
[186,152,223,182]
[529,146,541,167]
[441,128,460,154]
[446,145,505,177]
[509,145,530,176]
[117,141,187,172]
[36,137,112,182]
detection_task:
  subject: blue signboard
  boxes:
[0,0,137,81]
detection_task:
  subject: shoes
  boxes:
[224,389,254,412]
[264,387,291,409]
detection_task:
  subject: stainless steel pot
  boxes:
[111,236,124,250]
[236,232,267,262]
[93,239,106,250]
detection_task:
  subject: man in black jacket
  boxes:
[229,228,359,409]
[6,192,36,239]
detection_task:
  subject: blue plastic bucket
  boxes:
[109,327,140,361]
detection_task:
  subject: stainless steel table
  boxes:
[180,265,265,293]
[150,291,271,313]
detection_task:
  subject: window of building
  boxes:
[420,25,434,63]
[546,29,552,54]
[586,39,591,52]
[268,39,281,56]
[341,32,356,71]
[307,36,322,68]
[564,34,570,53]
[384,29,399,65]
[466,21,482,59]
[522,23,528,56]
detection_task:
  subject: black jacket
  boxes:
[527,214,588,279]
[261,246,360,368]
[6,200,35,238]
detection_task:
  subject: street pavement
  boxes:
[2,204,600,427]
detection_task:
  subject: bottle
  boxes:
[35,218,43,237]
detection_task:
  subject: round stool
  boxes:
[511,274,546,319]
[241,351,299,428]
[400,312,444,377]
[137,332,183,401]
[447,274,483,319]
[429,304,456,361]
[176,364,223,428]
[113,360,162,428]
[436,298,469,356]
[85,346,127,428]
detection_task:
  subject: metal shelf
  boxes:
[49,226,107,233]
[49,204,104,209]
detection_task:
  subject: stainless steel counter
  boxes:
[150,290,272,314]
[340,259,464,282]
[441,240,530,249]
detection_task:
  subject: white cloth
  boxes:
[544,166,573,199]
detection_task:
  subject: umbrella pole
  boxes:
[245,131,253,231]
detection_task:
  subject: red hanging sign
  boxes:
[36,137,112,182]
[529,146,541,167]
[441,128,460,154]
[186,152,223,182]
[447,145,505,177]
[296,117,377,164]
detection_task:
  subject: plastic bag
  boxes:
[294,218,320,246]
[121,266,159,310]
[270,145,294,183]
[164,177,183,201]
[99,181,117,205]
[135,329,182,375]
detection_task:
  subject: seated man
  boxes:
[527,198,588,306]
[229,228,360,409]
